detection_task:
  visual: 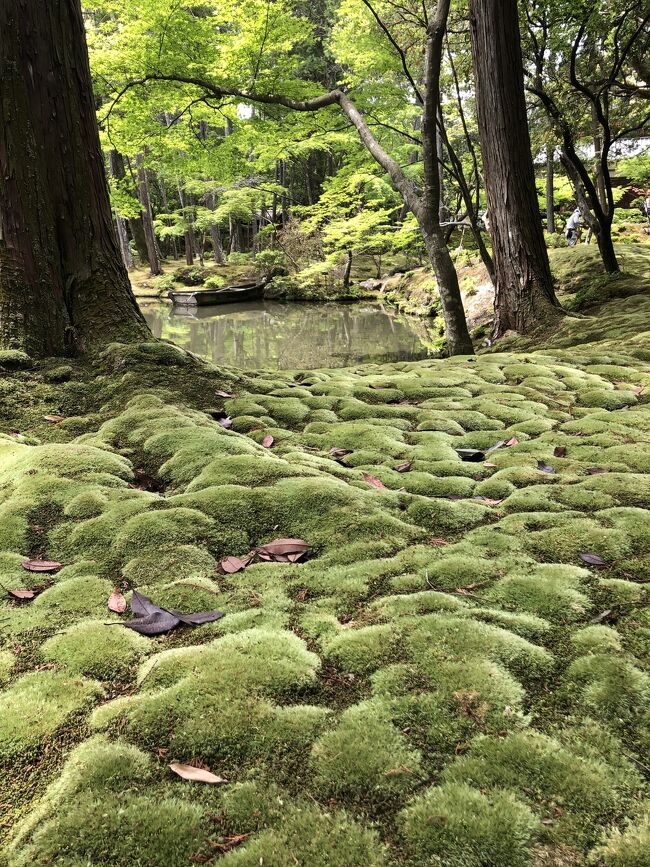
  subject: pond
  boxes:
[140,300,438,370]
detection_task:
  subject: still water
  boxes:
[140,300,437,370]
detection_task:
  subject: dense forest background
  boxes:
[88,0,650,308]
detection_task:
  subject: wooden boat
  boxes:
[168,281,265,306]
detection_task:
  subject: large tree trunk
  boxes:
[469,0,560,337]
[0,0,148,356]
[135,154,162,276]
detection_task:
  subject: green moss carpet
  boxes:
[1,292,649,865]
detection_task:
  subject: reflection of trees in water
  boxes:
[140,302,435,369]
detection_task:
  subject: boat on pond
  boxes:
[168,281,266,306]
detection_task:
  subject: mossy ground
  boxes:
[1,279,650,865]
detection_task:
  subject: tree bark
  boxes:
[469,0,560,337]
[206,193,225,264]
[135,154,162,275]
[0,0,148,356]
[546,144,556,233]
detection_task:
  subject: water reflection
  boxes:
[140,300,438,370]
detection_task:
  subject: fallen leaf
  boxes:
[124,610,181,636]
[537,461,556,473]
[395,461,413,473]
[455,448,485,462]
[209,833,251,853]
[632,384,645,396]
[362,472,387,489]
[505,436,519,446]
[108,590,127,613]
[220,555,248,574]
[215,389,234,398]
[169,762,227,785]
[483,461,497,468]
[173,610,225,626]
[585,467,609,475]
[473,496,503,506]
[590,609,613,624]
[43,414,65,423]
[484,439,507,455]
[262,435,274,448]
[123,591,223,636]
[256,538,310,557]
[431,538,450,546]
[217,416,233,429]
[329,447,351,458]
[287,551,306,563]
[7,589,36,601]
[580,552,607,566]
[553,446,567,458]
[21,559,62,573]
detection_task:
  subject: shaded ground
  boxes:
[0,281,649,865]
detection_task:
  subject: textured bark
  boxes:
[546,145,555,234]
[135,154,162,275]
[0,0,148,355]
[469,0,560,337]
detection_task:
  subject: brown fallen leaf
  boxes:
[21,559,62,573]
[363,472,387,489]
[505,436,519,446]
[169,762,227,785]
[483,461,497,468]
[209,834,252,853]
[215,389,234,398]
[287,551,306,563]
[108,590,127,613]
[262,435,274,448]
[43,414,65,423]
[585,467,609,475]
[553,446,567,458]
[220,555,250,574]
[256,538,310,557]
[329,447,351,459]
[395,461,413,473]
[7,589,36,602]
[633,384,645,396]
[431,538,450,546]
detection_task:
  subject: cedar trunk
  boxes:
[469,0,560,336]
[0,0,149,356]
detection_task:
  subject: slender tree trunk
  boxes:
[469,0,560,337]
[177,183,195,266]
[342,250,353,289]
[206,193,225,264]
[135,154,162,275]
[559,149,618,269]
[108,151,134,270]
[129,217,150,265]
[546,144,556,233]
[0,0,148,356]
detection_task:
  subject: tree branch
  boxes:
[360,0,424,105]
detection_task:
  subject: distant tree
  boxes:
[524,1,650,272]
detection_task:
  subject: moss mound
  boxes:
[2,304,650,862]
